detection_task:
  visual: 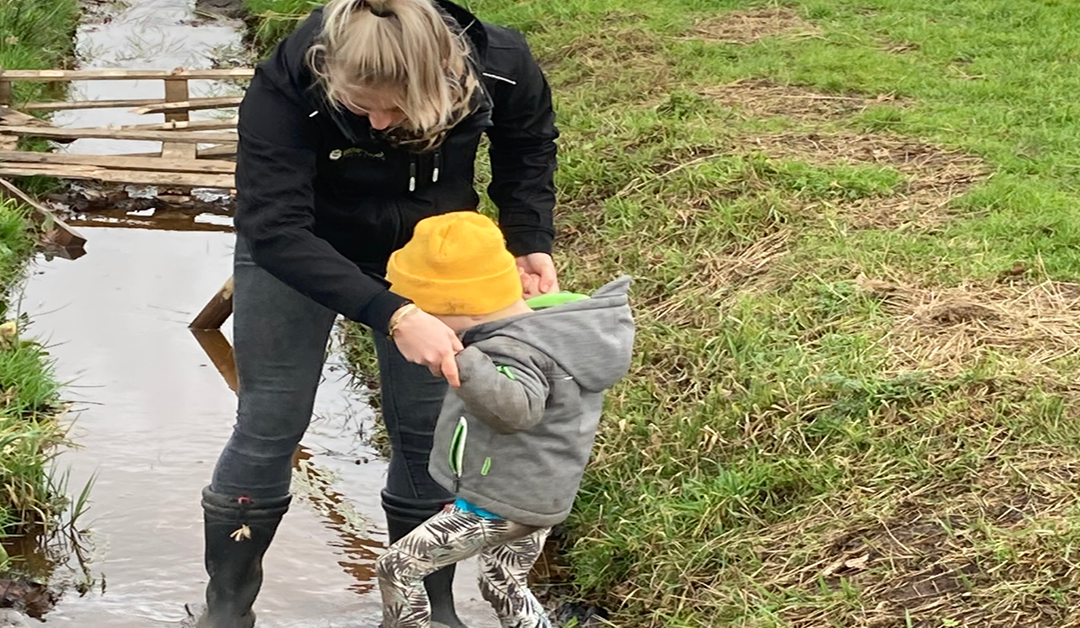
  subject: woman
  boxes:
[192,1,559,626]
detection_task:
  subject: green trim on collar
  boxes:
[525,292,589,310]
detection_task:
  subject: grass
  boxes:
[246,0,1080,625]
[0,0,81,577]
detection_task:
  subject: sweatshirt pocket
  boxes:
[449,416,468,482]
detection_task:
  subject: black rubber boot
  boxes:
[194,486,292,628]
[382,491,468,628]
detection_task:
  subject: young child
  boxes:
[377,211,635,628]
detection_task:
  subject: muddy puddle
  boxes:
[14,0,497,625]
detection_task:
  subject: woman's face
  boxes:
[340,86,407,131]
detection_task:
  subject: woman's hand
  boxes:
[515,252,559,299]
[392,308,464,388]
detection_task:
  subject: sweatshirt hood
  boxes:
[462,276,636,392]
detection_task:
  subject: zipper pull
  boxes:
[432,150,441,183]
[409,159,417,192]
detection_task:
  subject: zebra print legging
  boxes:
[376,505,552,628]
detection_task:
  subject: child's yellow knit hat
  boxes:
[386,211,522,316]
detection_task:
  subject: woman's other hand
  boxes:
[515,252,559,299]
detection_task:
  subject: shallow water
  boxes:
[16,0,497,625]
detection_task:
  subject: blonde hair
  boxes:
[308,0,479,151]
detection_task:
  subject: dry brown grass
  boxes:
[704,78,900,121]
[548,28,671,96]
[690,7,821,44]
[745,132,990,229]
[857,273,1080,378]
[759,455,1080,628]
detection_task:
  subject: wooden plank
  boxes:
[0,106,49,127]
[189,275,235,330]
[117,118,237,131]
[197,145,236,158]
[162,79,196,160]
[0,177,87,250]
[0,106,78,144]
[25,98,170,112]
[0,165,235,189]
[0,80,10,106]
[0,125,237,144]
[131,96,242,115]
[114,144,237,159]
[0,152,236,173]
[0,68,255,81]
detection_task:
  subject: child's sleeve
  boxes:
[453,340,551,434]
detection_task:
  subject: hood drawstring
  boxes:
[432,150,441,184]
[409,157,417,193]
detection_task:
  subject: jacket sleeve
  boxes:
[453,342,550,434]
[234,72,407,334]
[484,30,559,257]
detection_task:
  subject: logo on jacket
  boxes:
[329,147,386,161]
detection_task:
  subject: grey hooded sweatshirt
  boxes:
[428,276,636,528]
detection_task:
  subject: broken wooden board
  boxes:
[0,125,238,144]
[0,177,87,251]
[0,152,236,173]
[25,98,185,112]
[0,106,51,127]
[120,144,237,159]
[0,165,235,189]
[132,97,243,115]
[0,106,77,144]
[0,68,255,81]
[118,118,237,132]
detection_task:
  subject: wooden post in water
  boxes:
[189,275,234,330]
[190,329,238,392]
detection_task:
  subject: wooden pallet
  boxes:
[0,67,254,313]
[0,67,248,188]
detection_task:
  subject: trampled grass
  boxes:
[247,0,1080,625]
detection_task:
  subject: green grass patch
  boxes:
[249,0,1080,625]
[0,199,69,570]
[0,0,80,578]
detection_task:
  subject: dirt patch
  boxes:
[856,274,1080,377]
[691,7,820,44]
[704,79,899,121]
[549,28,671,94]
[743,132,989,229]
[195,0,246,20]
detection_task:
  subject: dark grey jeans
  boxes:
[210,238,453,505]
